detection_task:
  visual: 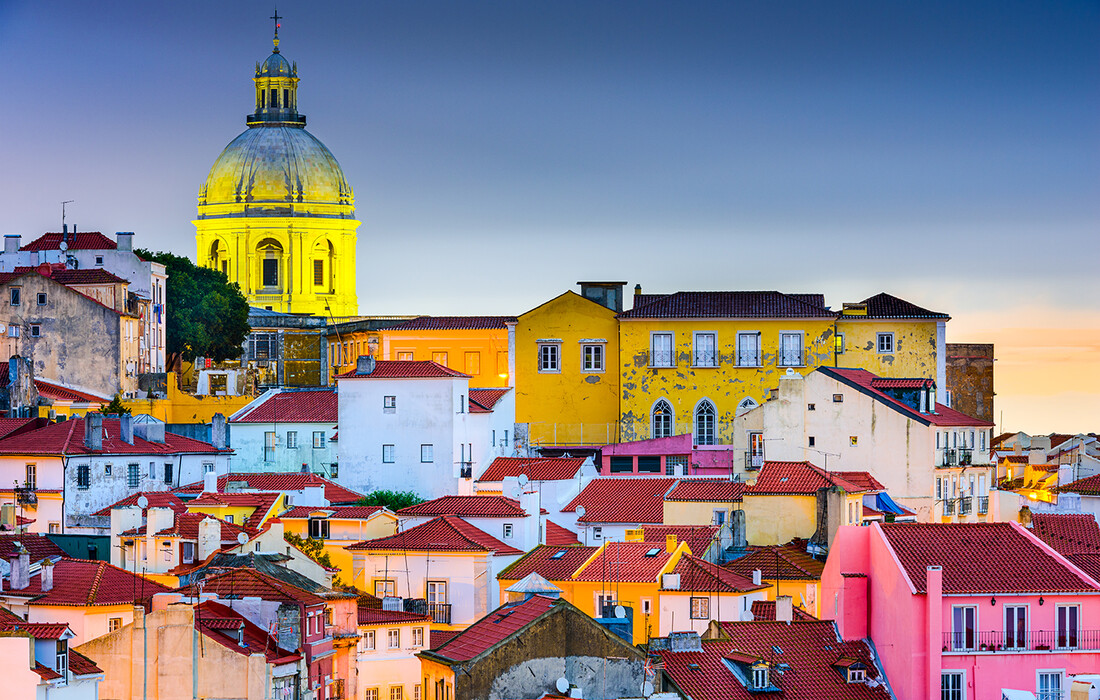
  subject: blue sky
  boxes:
[0,1,1097,431]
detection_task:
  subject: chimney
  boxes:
[202,470,218,494]
[9,546,29,590]
[115,232,133,251]
[84,413,104,451]
[752,569,762,586]
[776,595,793,624]
[356,355,375,375]
[666,533,677,553]
[40,559,54,592]
[3,235,20,255]
[210,413,227,450]
[119,413,134,444]
[197,518,222,561]
[634,284,642,296]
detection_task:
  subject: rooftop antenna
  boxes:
[61,200,74,236]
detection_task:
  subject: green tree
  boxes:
[356,490,424,511]
[136,250,251,371]
[104,395,130,415]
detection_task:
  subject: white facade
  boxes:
[468,390,517,478]
[230,419,338,477]
[656,589,767,636]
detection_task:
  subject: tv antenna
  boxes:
[61,200,74,231]
[806,447,841,474]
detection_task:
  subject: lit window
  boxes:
[308,518,329,539]
[464,352,480,375]
[690,597,710,619]
[538,344,560,373]
[108,617,122,632]
[877,332,894,354]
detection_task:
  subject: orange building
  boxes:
[377,316,515,388]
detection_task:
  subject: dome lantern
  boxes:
[247,17,305,127]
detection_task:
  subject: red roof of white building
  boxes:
[820,367,993,427]
[232,389,338,423]
[0,417,226,456]
[345,516,522,556]
[0,559,172,606]
[544,521,580,546]
[91,491,188,517]
[746,461,879,495]
[477,456,587,482]
[397,495,531,518]
[562,478,676,524]
[468,388,511,413]
[176,473,363,504]
[21,232,119,251]
[336,360,469,379]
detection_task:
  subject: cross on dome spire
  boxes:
[271,6,283,52]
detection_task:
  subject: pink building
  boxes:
[600,433,738,476]
[823,522,1100,700]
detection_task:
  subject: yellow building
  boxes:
[278,505,398,579]
[515,285,622,446]
[834,292,949,388]
[195,28,359,317]
[185,491,289,530]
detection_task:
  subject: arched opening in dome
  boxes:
[312,239,336,294]
[256,238,284,291]
[209,240,230,278]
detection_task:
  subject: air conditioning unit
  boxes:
[662,573,681,590]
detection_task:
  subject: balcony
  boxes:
[459,465,472,479]
[428,603,451,625]
[943,498,956,516]
[942,449,958,467]
[744,452,764,471]
[978,496,989,514]
[959,448,973,466]
[14,485,37,506]
[943,629,1100,653]
[958,496,973,516]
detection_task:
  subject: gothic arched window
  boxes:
[652,400,674,439]
[695,400,716,446]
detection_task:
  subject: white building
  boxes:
[229,387,339,478]
[395,491,541,553]
[337,359,506,499]
[732,367,995,521]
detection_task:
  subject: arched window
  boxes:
[736,397,759,416]
[256,239,284,289]
[652,400,673,439]
[695,400,716,446]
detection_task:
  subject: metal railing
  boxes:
[959,448,973,466]
[943,498,956,516]
[14,485,36,506]
[942,449,958,467]
[959,496,973,516]
[978,496,989,514]
[428,603,451,625]
[944,629,1099,653]
[649,350,674,367]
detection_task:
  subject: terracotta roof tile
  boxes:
[641,525,718,559]
[346,516,521,556]
[468,389,511,412]
[563,478,676,524]
[1030,514,1100,556]
[0,417,38,439]
[121,511,255,541]
[829,471,885,492]
[33,380,109,403]
[750,600,817,621]
[725,543,825,581]
[176,473,363,504]
[853,292,949,319]
[46,268,129,285]
[91,491,188,517]
[1057,473,1100,495]
[0,559,171,606]
[0,534,69,561]
[232,389,338,423]
[397,495,530,518]
[67,648,104,676]
[0,621,71,639]
[187,492,284,528]
[21,232,118,251]
[669,555,767,593]
[385,316,515,331]
[544,521,580,546]
[618,291,834,319]
[357,606,431,626]
[0,417,225,456]
[879,522,1098,594]
[429,595,557,662]
[197,600,301,664]
[666,479,745,503]
[336,360,469,379]
[430,629,461,650]
[497,545,599,582]
[183,567,327,606]
[821,367,993,427]
[478,457,586,482]
[573,541,676,583]
[746,461,877,495]
[280,505,385,520]
[33,662,63,681]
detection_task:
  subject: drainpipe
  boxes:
[926,566,943,700]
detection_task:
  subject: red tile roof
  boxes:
[345,516,521,556]
[852,292,949,319]
[197,600,301,664]
[573,541,676,583]
[0,417,38,439]
[619,291,834,319]
[183,567,327,606]
[0,620,71,639]
[0,559,172,606]
[750,600,818,621]
[429,595,557,662]
[430,629,461,650]
[33,379,109,403]
[46,268,129,285]
[641,525,719,558]
[187,492,284,528]
[746,461,877,495]
[336,360,469,379]
[68,648,104,676]
[0,534,69,562]
[0,417,225,456]
[477,457,586,482]
[385,316,515,331]
[33,662,64,681]
[232,389,338,423]
[176,473,363,504]
[656,621,890,700]
[869,377,934,389]
[1057,473,1100,495]
[122,511,255,541]
[1030,514,1100,556]
[879,523,1098,594]
[563,478,676,523]
[397,495,531,518]
[21,232,118,251]
[91,491,188,517]
[357,606,431,626]
[724,543,825,581]
[666,479,745,503]
[545,521,580,546]
[669,555,767,593]
[468,388,511,412]
[279,505,386,520]
[820,367,993,427]
[497,545,599,582]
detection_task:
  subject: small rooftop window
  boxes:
[550,550,566,559]
[645,547,661,557]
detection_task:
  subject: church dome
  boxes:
[199,126,354,215]
[259,51,293,77]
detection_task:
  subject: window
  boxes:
[9,287,20,306]
[262,258,278,287]
[287,431,298,449]
[1004,605,1027,649]
[388,629,400,649]
[366,689,379,700]
[951,606,977,651]
[690,596,710,619]
[308,518,330,539]
[637,456,661,473]
[538,343,560,372]
[225,514,234,523]
[391,687,404,700]
[941,671,964,700]
[77,464,90,490]
[427,580,448,605]
[29,324,40,338]
[313,259,323,285]
[1057,605,1079,649]
[713,509,727,526]
[650,332,674,367]
[752,666,769,690]
[414,686,421,700]
[666,455,689,476]
[458,394,465,413]
[736,332,760,366]
[330,462,339,478]
[582,344,605,372]
[694,400,716,446]
[748,431,765,467]
[182,542,195,564]
[374,579,396,597]
[877,332,894,354]
[163,463,173,484]
[203,462,215,473]
[363,630,376,650]
[835,332,846,354]
[592,526,603,540]
[95,256,103,265]
[313,431,326,449]
[609,456,634,473]
[936,477,942,500]
[778,332,803,367]
[105,464,112,475]
[397,351,414,361]
[849,436,859,446]
[503,523,513,539]
[432,352,448,366]
[693,332,717,367]
[980,431,987,451]
[652,399,674,438]
[464,352,480,375]
[55,639,68,678]
[384,395,396,412]
[421,444,434,463]
[412,627,425,646]
[148,462,156,479]
[37,292,47,305]
[7,324,18,338]
[123,463,139,487]
[808,436,815,447]
[383,445,395,463]
[108,617,122,632]
[1038,671,1063,700]
[847,667,866,683]
[264,431,277,461]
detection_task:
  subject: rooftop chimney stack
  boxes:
[197,517,221,561]
[752,569,762,586]
[776,595,793,624]
[115,231,133,251]
[211,413,227,450]
[202,470,218,494]
[9,546,29,590]
[3,235,20,255]
[40,559,54,592]
[356,355,375,375]
[84,413,104,451]
[119,413,134,445]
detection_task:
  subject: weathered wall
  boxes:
[837,319,941,381]
[230,420,337,475]
[945,343,994,423]
[741,494,817,546]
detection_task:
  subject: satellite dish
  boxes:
[576,506,586,518]
[59,241,68,252]
[518,473,529,488]
[642,681,654,696]
[236,532,249,545]
[614,605,627,619]
[136,496,149,509]
[555,678,570,695]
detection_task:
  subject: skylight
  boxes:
[550,550,566,559]
[645,548,661,557]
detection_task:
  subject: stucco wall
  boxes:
[380,328,511,388]
[229,420,337,475]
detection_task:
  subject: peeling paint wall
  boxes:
[836,319,941,382]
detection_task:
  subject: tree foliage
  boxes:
[136,249,250,369]
[356,490,424,511]
[104,395,130,415]
[284,532,342,586]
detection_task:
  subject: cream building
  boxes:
[195,26,359,317]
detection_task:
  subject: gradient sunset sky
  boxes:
[0,1,1096,433]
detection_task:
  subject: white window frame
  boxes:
[1004,604,1028,649]
[313,431,326,449]
[1037,670,1064,700]
[308,517,330,540]
[391,686,404,700]
[692,331,718,368]
[412,627,424,647]
[581,343,605,373]
[592,526,603,540]
[777,331,804,367]
[537,343,561,373]
[363,630,376,650]
[951,605,977,651]
[652,399,674,439]
[387,628,400,649]
[689,596,710,619]
[503,523,513,539]
[1056,604,1080,649]
[286,431,298,449]
[384,395,397,412]
[835,331,846,354]
[940,670,965,700]
[382,444,395,463]
[420,444,433,463]
[694,399,716,446]
[877,332,894,354]
[649,332,674,368]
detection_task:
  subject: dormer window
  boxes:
[751,663,769,690]
[55,639,68,679]
[848,668,866,683]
